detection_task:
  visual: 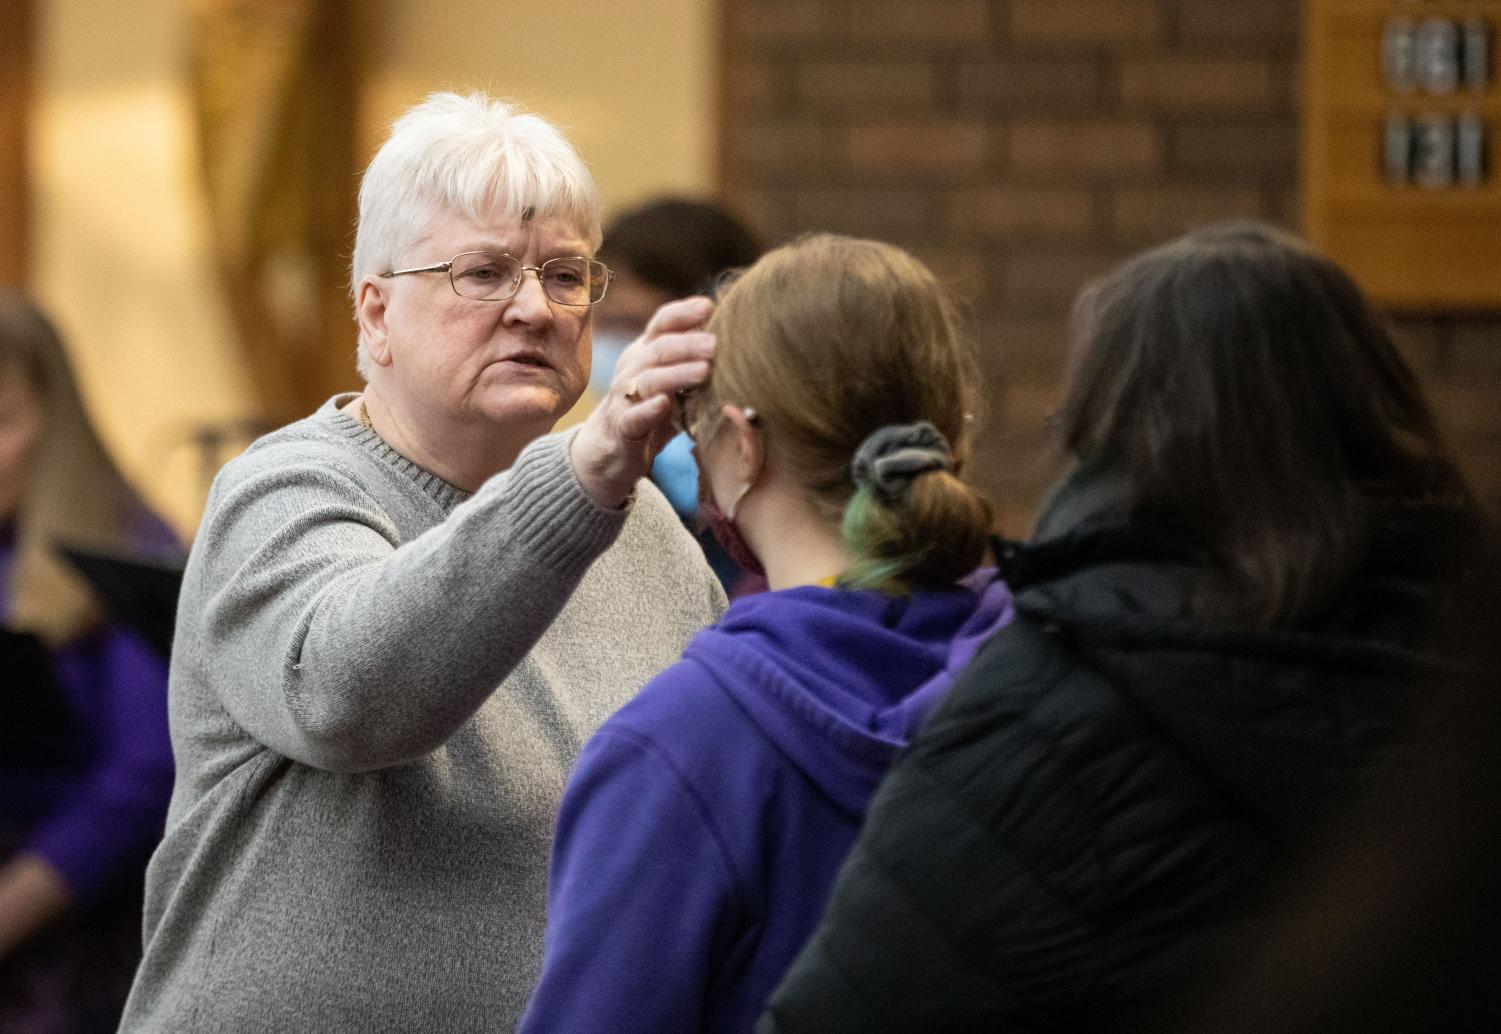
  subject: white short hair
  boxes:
[351,91,603,377]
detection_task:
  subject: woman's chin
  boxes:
[475,383,579,429]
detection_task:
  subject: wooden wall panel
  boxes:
[0,0,32,287]
[1305,0,1501,310]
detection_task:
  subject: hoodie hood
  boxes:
[996,456,1486,828]
[681,569,1012,816]
[1016,454,1482,660]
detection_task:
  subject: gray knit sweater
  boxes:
[119,397,725,1032]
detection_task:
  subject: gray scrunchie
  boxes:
[851,421,954,505]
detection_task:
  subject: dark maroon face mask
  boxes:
[692,445,765,578]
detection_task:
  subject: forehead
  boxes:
[415,206,591,257]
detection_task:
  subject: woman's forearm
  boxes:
[194,432,627,772]
[0,852,72,959]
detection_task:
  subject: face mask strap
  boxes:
[724,480,754,523]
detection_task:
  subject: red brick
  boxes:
[1449,435,1501,512]
[976,326,1070,428]
[1001,247,1132,315]
[1002,379,1068,428]
[983,498,1026,541]
[1448,321,1501,381]
[1119,56,1277,112]
[1266,188,1300,229]
[968,422,1063,533]
[1273,57,1301,113]
[1008,120,1161,176]
[730,122,829,171]
[1168,120,1298,176]
[976,447,1063,505]
[721,187,793,244]
[1427,385,1501,439]
[1178,1,1299,51]
[729,60,786,111]
[1009,1,1161,48]
[986,318,1071,381]
[712,0,1361,530]
[733,1,830,45]
[950,186,1096,237]
[970,400,1059,456]
[911,247,989,307]
[840,1,990,44]
[956,57,1105,110]
[1388,318,1446,378]
[844,121,989,171]
[793,187,934,237]
[1110,186,1266,238]
[797,59,935,107]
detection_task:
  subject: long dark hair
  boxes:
[1057,222,1474,626]
[1,292,156,644]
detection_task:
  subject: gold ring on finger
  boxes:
[623,381,642,403]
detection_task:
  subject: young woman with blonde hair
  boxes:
[520,234,1012,1033]
[0,291,178,1031]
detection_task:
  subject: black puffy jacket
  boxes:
[761,469,1479,1034]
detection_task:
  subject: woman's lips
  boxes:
[496,354,552,369]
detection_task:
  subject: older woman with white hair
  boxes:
[118,92,725,1032]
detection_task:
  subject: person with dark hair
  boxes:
[519,234,1011,1033]
[566,197,764,588]
[591,196,763,388]
[0,292,179,1033]
[759,222,1489,1033]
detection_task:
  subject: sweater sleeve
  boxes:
[519,724,744,1034]
[187,430,627,772]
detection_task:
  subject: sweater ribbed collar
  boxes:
[321,394,472,511]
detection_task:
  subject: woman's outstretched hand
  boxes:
[570,296,715,509]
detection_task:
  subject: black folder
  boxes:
[0,627,77,763]
[60,547,185,659]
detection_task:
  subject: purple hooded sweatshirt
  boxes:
[0,521,176,902]
[519,570,1013,1034]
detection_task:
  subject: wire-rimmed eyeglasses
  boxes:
[380,251,613,306]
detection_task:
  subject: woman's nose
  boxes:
[503,268,554,324]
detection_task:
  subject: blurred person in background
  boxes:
[561,196,764,591]
[0,292,179,1034]
[119,92,724,1032]
[760,223,1489,1033]
[519,234,1011,1034]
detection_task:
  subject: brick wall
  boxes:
[720,0,1501,535]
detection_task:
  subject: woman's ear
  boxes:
[721,403,765,486]
[357,278,395,368]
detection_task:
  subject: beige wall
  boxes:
[33,0,256,537]
[32,0,718,534]
[364,0,718,216]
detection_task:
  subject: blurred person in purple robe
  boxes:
[0,291,179,1034]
